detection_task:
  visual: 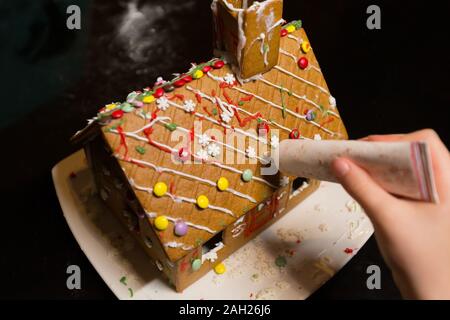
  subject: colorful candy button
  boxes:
[182,75,193,83]
[153,182,168,197]
[280,29,288,37]
[154,216,169,231]
[242,169,253,182]
[173,79,185,88]
[191,259,202,271]
[213,60,225,69]
[193,70,204,79]
[214,263,226,275]
[111,110,124,119]
[289,129,301,139]
[301,41,311,53]
[285,25,296,33]
[217,177,229,191]
[196,195,209,209]
[143,95,155,104]
[174,220,188,237]
[121,103,134,112]
[163,84,175,93]
[153,87,165,98]
[105,103,117,111]
[298,57,309,70]
[202,65,212,73]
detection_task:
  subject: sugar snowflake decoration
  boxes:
[198,134,210,147]
[183,99,196,112]
[246,146,256,158]
[196,149,209,161]
[271,134,279,149]
[207,143,221,158]
[224,73,236,85]
[220,112,232,123]
[156,97,170,111]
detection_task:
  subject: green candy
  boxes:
[121,103,134,113]
[242,169,253,182]
[191,259,202,271]
[126,91,139,102]
[165,123,178,131]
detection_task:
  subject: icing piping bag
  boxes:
[277,140,439,203]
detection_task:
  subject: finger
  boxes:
[331,157,397,226]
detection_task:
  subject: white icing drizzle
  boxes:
[287,34,304,45]
[112,126,276,188]
[164,241,194,251]
[145,211,217,234]
[274,65,330,95]
[118,155,257,203]
[202,241,225,263]
[207,74,336,136]
[129,178,235,217]
[162,101,266,162]
[280,48,322,73]
[259,77,340,119]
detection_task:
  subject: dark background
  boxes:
[0,0,449,299]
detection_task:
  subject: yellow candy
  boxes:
[105,103,117,111]
[214,263,226,275]
[154,216,169,231]
[217,177,229,191]
[143,95,155,104]
[286,25,296,33]
[193,70,204,79]
[196,195,209,209]
[301,41,311,53]
[153,182,168,197]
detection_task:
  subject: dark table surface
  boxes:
[1,0,449,299]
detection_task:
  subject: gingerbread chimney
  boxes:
[212,0,284,80]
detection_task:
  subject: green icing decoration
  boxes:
[263,43,269,53]
[212,108,218,115]
[127,91,139,102]
[165,123,178,131]
[275,256,287,268]
[128,288,134,298]
[292,20,302,29]
[119,276,127,285]
[135,146,146,155]
[238,101,244,106]
[279,86,287,118]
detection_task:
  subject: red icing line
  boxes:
[189,127,195,142]
[222,89,234,105]
[115,126,129,158]
[202,106,212,117]
[143,126,172,154]
[211,89,217,97]
[195,93,202,104]
[320,117,334,128]
[240,94,254,102]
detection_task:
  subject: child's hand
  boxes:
[331,129,450,299]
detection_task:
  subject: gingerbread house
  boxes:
[73,0,348,292]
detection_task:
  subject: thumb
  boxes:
[331,157,396,225]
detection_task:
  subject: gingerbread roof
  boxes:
[77,21,348,262]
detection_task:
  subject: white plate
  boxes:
[52,150,373,300]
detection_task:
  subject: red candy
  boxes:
[280,29,288,37]
[173,79,186,88]
[153,87,165,98]
[213,60,225,69]
[289,129,300,139]
[182,75,193,83]
[111,110,124,119]
[298,57,308,70]
[202,65,212,73]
